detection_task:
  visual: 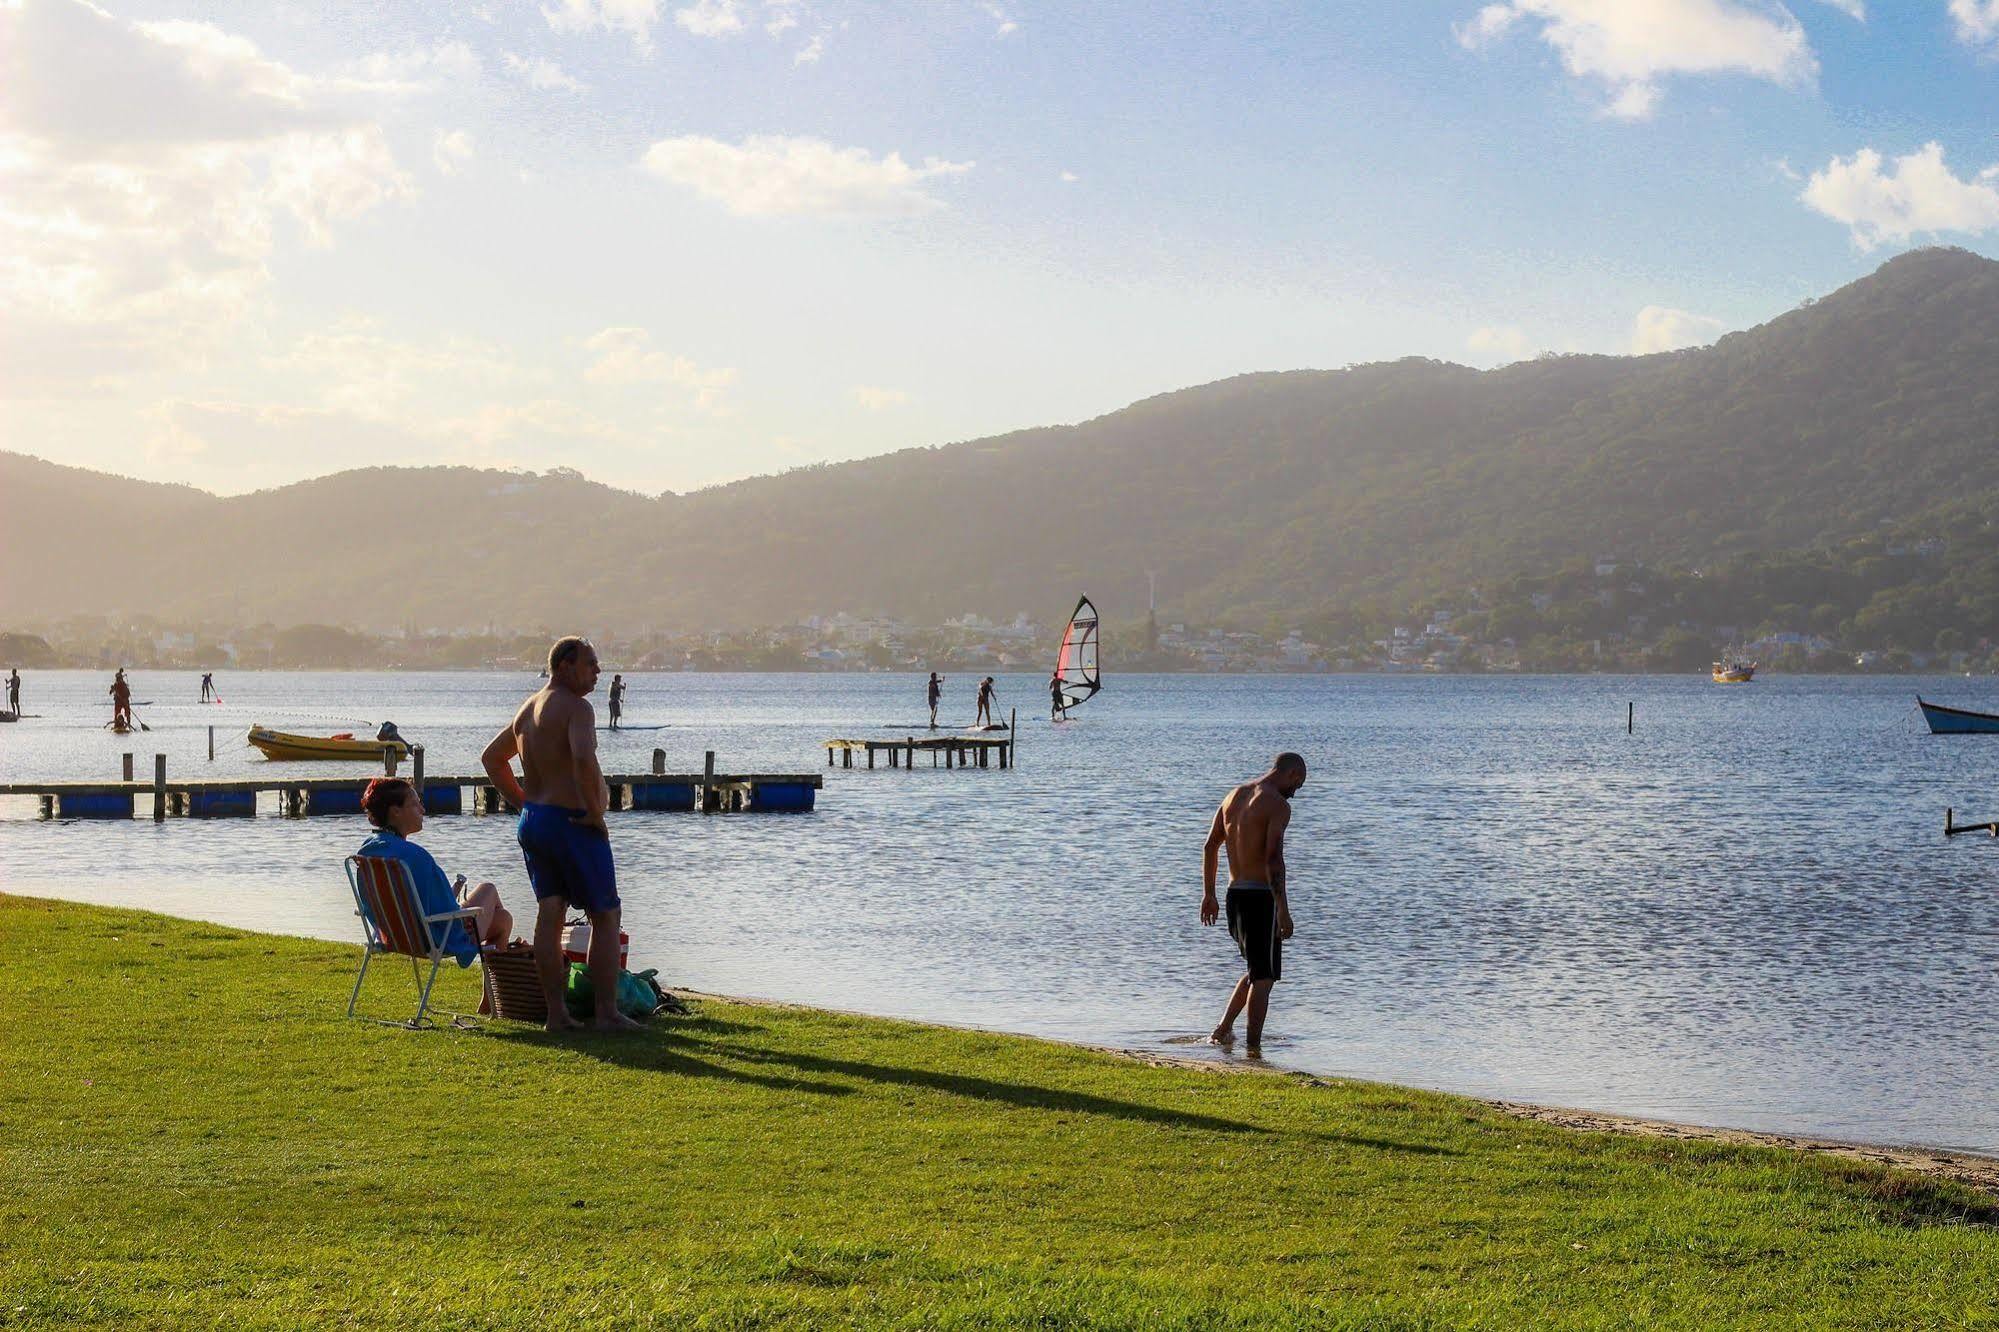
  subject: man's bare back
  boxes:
[510,686,602,815]
[1218,781,1291,887]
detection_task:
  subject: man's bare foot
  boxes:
[1244,1044,1264,1060]
[544,1012,584,1033]
[1208,1026,1234,1045]
[595,1011,645,1033]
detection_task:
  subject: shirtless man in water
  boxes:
[481,636,641,1032]
[1200,752,1306,1056]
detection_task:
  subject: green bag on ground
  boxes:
[563,962,667,1021]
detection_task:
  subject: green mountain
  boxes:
[5,247,1999,644]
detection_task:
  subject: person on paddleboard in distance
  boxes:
[927,672,943,730]
[200,672,216,702]
[608,674,625,730]
[1049,670,1067,722]
[975,676,997,727]
[481,636,638,1033]
[6,668,19,715]
[1200,752,1306,1058]
[109,669,133,730]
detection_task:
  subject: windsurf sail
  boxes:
[1053,595,1102,711]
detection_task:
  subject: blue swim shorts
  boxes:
[517,802,620,914]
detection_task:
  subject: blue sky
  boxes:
[3,0,1997,495]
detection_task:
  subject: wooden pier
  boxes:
[1,748,821,820]
[826,734,1013,770]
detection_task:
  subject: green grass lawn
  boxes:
[2,893,1996,1330]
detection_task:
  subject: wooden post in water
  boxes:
[702,750,716,814]
[122,753,134,782]
[152,754,166,822]
[208,725,216,761]
[1627,702,1634,735]
[653,747,666,775]
[906,736,915,771]
[383,748,397,777]
[1008,708,1016,769]
[412,744,425,796]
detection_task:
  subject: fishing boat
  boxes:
[1916,697,1999,735]
[1051,595,1102,718]
[247,725,411,762]
[1711,656,1757,683]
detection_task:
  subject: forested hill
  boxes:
[6,246,1999,638]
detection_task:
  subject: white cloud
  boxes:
[1467,325,1534,364]
[676,0,744,37]
[502,52,588,91]
[0,0,412,385]
[1059,170,1079,183]
[640,134,971,217]
[851,385,909,410]
[1801,142,1999,248]
[794,34,825,63]
[432,129,474,175]
[1455,0,1816,119]
[1631,305,1726,353]
[1951,0,1999,46]
[346,41,482,89]
[581,327,737,409]
[544,0,664,53]
[983,3,1018,36]
[1818,0,1864,17]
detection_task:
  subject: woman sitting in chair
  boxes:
[357,777,513,955]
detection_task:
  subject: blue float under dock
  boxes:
[55,792,134,820]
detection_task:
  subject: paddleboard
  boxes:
[963,724,1010,732]
[601,724,669,731]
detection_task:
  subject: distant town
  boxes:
[2,551,1989,676]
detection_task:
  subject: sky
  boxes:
[3,0,1998,497]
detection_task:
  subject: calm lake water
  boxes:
[4,669,1998,1153]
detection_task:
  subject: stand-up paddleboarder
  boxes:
[927,672,943,730]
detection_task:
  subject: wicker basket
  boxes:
[481,944,548,1023]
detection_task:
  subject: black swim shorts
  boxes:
[1225,882,1281,982]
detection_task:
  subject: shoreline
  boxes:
[682,987,1999,1195]
[8,892,1991,1189]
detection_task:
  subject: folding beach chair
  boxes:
[344,854,481,1029]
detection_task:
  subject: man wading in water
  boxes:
[1200,752,1306,1057]
[481,637,640,1033]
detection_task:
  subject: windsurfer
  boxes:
[1049,671,1066,722]
[1200,753,1306,1057]
[927,672,943,729]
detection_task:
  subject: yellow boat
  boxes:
[247,725,411,762]
[1711,659,1757,683]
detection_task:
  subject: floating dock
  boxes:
[825,734,1013,770]
[1,748,820,820]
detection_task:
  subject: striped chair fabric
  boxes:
[343,853,482,1028]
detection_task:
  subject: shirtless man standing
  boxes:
[1200,752,1306,1056]
[481,636,640,1032]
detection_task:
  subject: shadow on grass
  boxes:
[480,1021,854,1098]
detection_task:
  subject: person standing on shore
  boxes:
[6,668,19,715]
[109,669,133,730]
[1200,753,1306,1057]
[927,672,943,730]
[608,674,625,730]
[481,636,639,1033]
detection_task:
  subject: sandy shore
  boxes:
[1074,1039,1999,1195]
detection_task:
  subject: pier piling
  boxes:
[412,744,425,796]
[208,725,216,761]
[653,748,665,775]
[703,750,716,815]
[122,753,133,782]
[152,754,166,822]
